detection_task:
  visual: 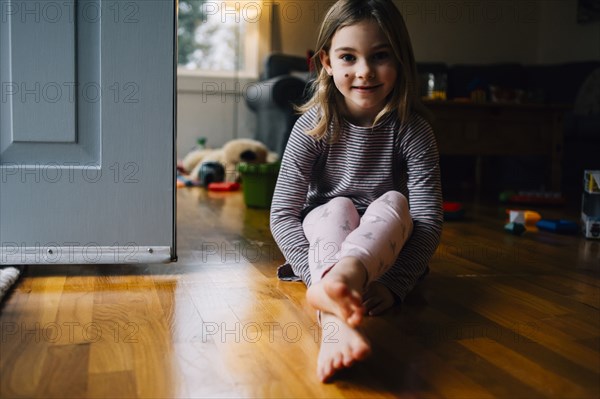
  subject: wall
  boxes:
[276,0,600,64]
[275,0,542,64]
[177,0,600,159]
[402,0,541,64]
[177,75,257,156]
[537,0,600,63]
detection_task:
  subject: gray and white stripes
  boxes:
[270,106,443,301]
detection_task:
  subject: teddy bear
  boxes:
[182,138,278,183]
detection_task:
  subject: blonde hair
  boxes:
[298,0,429,142]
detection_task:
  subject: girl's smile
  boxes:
[352,84,383,92]
[320,20,397,126]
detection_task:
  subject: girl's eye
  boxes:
[373,52,389,61]
[340,54,355,62]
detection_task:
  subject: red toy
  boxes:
[207,182,240,192]
[443,202,465,220]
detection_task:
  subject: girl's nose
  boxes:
[356,61,374,80]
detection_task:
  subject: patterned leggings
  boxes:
[302,191,413,286]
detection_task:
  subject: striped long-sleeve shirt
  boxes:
[269,106,443,301]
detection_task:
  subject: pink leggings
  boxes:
[302,191,413,286]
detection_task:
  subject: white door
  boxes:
[0,0,176,264]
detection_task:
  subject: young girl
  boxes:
[270,0,443,382]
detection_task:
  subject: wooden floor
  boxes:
[1,188,599,398]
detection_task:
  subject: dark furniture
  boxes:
[419,61,600,196]
[425,100,569,192]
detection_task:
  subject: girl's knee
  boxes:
[326,197,360,223]
[377,191,412,222]
[328,196,354,207]
[380,191,409,209]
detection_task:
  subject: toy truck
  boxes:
[582,170,600,239]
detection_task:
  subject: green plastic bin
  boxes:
[237,162,280,208]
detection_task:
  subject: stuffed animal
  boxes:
[182,138,277,183]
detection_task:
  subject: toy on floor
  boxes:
[504,222,527,235]
[505,210,542,225]
[238,162,281,208]
[177,174,202,187]
[199,162,225,186]
[582,170,600,239]
[443,202,465,220]
[504,210,531,235]
[182,138,278,183]
[536,219,579,235]
[504,210,542,235]
[208,182,240,192]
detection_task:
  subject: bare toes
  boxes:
[316,315,372,383]
[320,361,334,382]
[353,342,371,360]
[347,308,364,327]
[342,351,354,367]
[333,352,343,369]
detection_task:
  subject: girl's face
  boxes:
[320,19,397,126]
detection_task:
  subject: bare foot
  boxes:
[317,312,371,382]
[306,257,367,327]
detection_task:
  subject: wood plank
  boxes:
[87,371,137,399]
[419,289,600,393]
[459,338,593,398]
[1,188,598,398]
[35,344,90,398]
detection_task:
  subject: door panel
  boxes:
[0,0,176,264]
[8,0,76,143]
[1,0,100,165]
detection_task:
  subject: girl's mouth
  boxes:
[352,84,382,91]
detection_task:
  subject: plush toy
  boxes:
[182,138,277,183]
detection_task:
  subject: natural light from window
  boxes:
[178,0,262,77]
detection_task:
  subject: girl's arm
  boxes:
[378,115,444,301]
[270,110,322,286]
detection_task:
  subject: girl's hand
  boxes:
[362,282,396,316]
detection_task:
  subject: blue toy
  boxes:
[536,219,579,235]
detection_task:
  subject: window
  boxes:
[177,0,263,77]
